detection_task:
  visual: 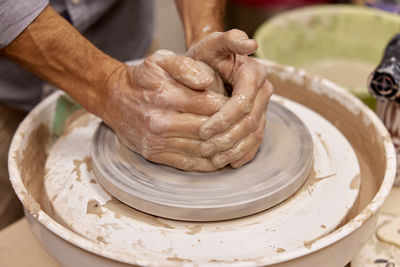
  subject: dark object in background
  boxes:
[368,33,400,102]
[370,32,400,186]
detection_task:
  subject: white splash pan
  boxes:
[8,59,396,266]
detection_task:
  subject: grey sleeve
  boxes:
[0,0,49,49]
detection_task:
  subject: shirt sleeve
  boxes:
[0,0,49,49]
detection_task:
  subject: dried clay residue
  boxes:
[303,231,330,249]
[15,124,51,217]
[73,156,92,182]
[276,247,285,253]
[350,174,361,190]
[86,199,104,218]
[96,235,108,244]
[166,255,193,263]
[281,166,335,205]
[103,197,175,229]
[62,109,93,136]
[185,225,202,235]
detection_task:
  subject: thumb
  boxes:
[223,30,258,56]
[153,50,213,90]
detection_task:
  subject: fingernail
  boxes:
[213,154,229,168]
[201,142,216,156]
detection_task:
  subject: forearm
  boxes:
[0,5,125,117]
[175,0,226,49]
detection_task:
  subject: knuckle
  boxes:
[143,151,157,162]
[221,134,234,148]
[176,57,193,74]
[139,144,152,159]
[231,162,241,169]
[213,134,233,151]
[143,56,155,66]
[141,90,153,104]
[255,126,265,140]
[145,136,165,152]
[264,80,274,95]
[181,157,195,170]
[256,131,264,141]
[182,139,201,156]
[191,140,202,156]
[144,111,170,135]
[246,115,258,131]
[139,135,155,158]
[227,29,247,39]
[209,31,222,39]
[237,95,253,113]
[153,49,175,59]
[230,147,243,161]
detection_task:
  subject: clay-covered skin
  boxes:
[2,5,270,171]
[101,50,230,171]
[188,30,273,168]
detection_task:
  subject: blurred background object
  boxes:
[368,33,400,186]
[152,0,186,54]
[253,5,400,109]
[366,0,400,13]
[226,0,337,38]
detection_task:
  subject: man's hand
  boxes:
[101,50,228,171]
[1,6,229,171]
[188,30,273,168]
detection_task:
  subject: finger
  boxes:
[154,81,228,116]
[196,61,227,96]
[199,64,271,139]
[223,29,258,56]
[142,137,203,157]
[189,30,257,63]
[153,50,213,90]
[147,111,208,139]
[211,114,266,168]
[200,84,270,156]
[146,152,218,172]
[230,140,262,168]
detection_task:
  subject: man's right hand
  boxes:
[100,50,228,171]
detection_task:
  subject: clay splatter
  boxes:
[185,225,202,235]
[86,200,104,218]
[72,156,92,182]
[166,255,193,262]
[104,198,175,229]
[350,174,361,190]
[96,236,107,244]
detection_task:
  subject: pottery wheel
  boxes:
[91,101,313,221]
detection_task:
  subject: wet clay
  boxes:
[15,124,52,217]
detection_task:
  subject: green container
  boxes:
[254,5,400,109]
